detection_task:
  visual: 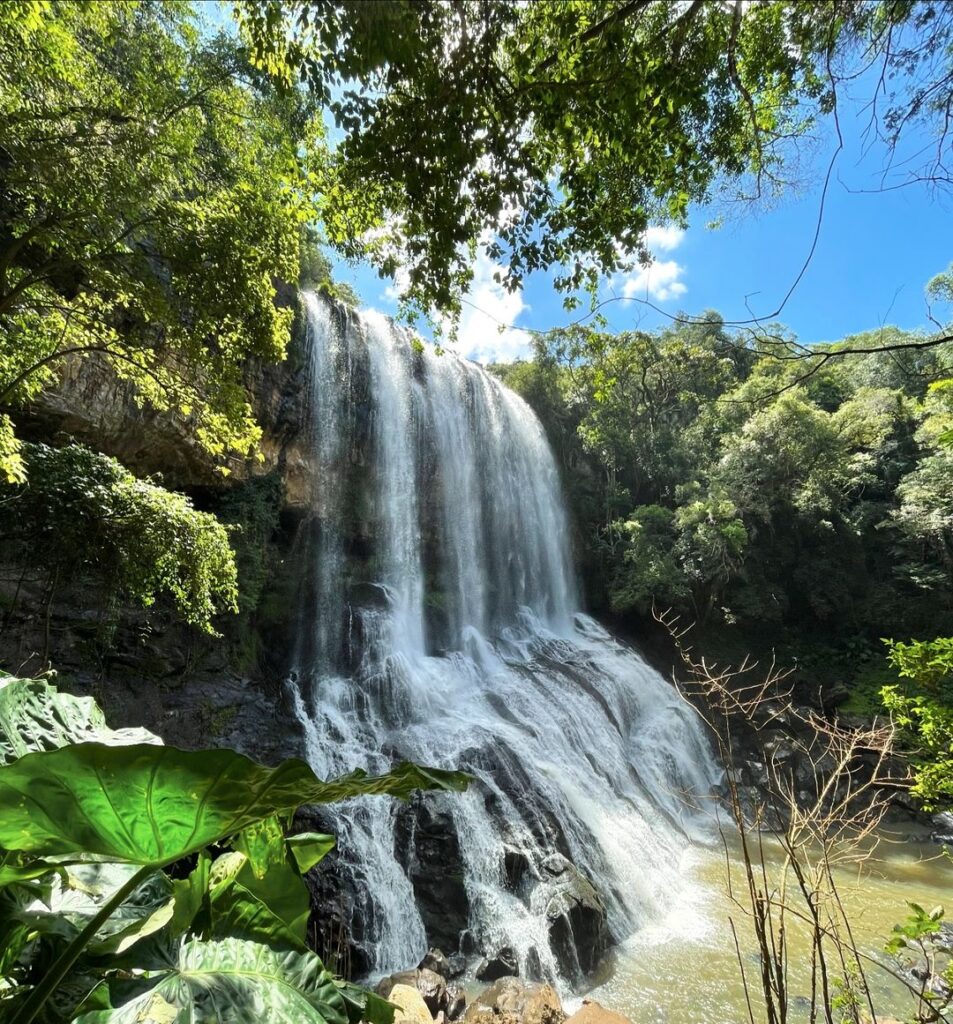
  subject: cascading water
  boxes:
[288,292,721,987]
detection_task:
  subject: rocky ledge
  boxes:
[376,949,633,1024]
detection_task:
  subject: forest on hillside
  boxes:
[1,2,952,1024]
[496,301,953,705]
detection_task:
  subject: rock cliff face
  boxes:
[14,291,317,510]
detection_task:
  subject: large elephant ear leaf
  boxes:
[75,937,351,1024]
[316,762,472,803]
[206,848,310,950]
[0,676,160,765]
[0,744,470,866]
[16,862,175,956]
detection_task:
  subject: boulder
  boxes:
[465,977,564,1024]
[377,969,448,1017]
[389,985,435,1024]
[415,968,450,1016]
[376,972,420,1000]
[419,948,452,979]
[517,984,564,1024]
[395,799,470,953]
[475,947,518,982]
[447,987,467,1021]
[565,1001,632,1024]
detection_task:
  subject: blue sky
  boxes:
[330,72,951,365]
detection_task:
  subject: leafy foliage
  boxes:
[497,284,953,713]
[74,937,356,1024]
[885,902,952,1022]
[0,674,159,766]
[0,443,239,634]
[0,675,470,1024]
[0,742,469,864]
[235,1,953,325]
[882,637,953,811]
[0,1,319,479]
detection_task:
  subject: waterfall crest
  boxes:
[289,292,720,986]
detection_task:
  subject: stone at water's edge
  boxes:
[464,977,565,1024]
[390,985,436,1024]
[932,811,953,844]
[376,967,456,1020]
[564,1001,633,1024]
[475,947,519,982]
[528,854,608,982]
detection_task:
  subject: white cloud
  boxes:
[643,224,685,253]
[618,259,687,301]
[608,226,688,302]
[441,249,532,364]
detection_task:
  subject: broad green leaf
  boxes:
[0,743,470,866]
[170,852,211,938]
[18,862,174,956]
[336,980,396,1024]
[75,937,350,1024]
[287,833,336,874]
[0,854,66,889]
[207,850,309,950]
[0,919,31,978]
[0,677,160,766]
[235,815,286,880]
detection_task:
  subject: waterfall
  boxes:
[289,292,720,986]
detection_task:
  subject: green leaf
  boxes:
[170,852,211,938]
[235,815,286,880]
[207,848,309,950]
[75,937,350,1024]
[0,743,471,866]
[336,980,396,1024]
[287,833,336,874]
[0,677,160,766]
[17,862,174,956]
[0,854,66,889]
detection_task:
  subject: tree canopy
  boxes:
[0,0,320,482]
[236,0,953,325]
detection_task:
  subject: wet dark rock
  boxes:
[527,856,608,983]
[446,953,467,979]
[415,968,449,1016]
[395,798,470,954]
[299,813,373,979]
[931,811,953,845]
[503,847,531,890]
[347,581,391,610]
[418,948,452,979]
[475,947,518,982]
[447,986,467,1021]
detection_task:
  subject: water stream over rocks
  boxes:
[287,293,721,989]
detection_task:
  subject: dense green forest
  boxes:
[494,299,953,808]
[1,1,953,1022]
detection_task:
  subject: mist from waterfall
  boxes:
[288,292,720,986]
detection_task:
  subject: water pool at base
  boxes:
[585,830,952,1024]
